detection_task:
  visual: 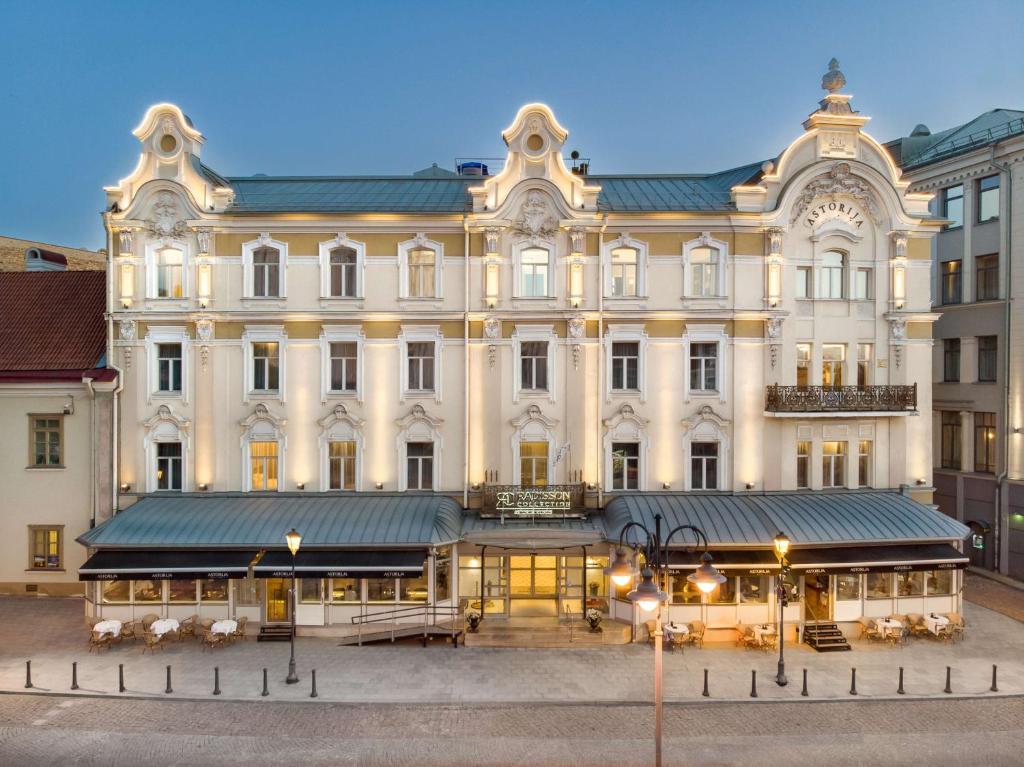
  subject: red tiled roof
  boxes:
[0,271,109,374]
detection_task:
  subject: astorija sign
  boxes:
[804,200,865,229]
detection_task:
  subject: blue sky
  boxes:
[2,0,1021,250]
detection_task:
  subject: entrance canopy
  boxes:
[253,549,425,578]
[460,515,605,549]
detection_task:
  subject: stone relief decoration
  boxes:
[239,402,287,433]
[195,318,214,370]
[318,403,365,433]
[143,403,191,435]
[144,191,188,239]
[766,318,784,369]
[790,163,882,227]
[680,404,731,436]
[568,315,586,370]
[119,320,136,368]
[483,227,502,255]
[117,229,135,256]
[194,228,212,255]
[891,231,909,258]
[511,190,558,241]
[484,316,501,369]
[568,226,587,255]
[603,403,649,438]
[766,228,784,256]
[889,317,907,369]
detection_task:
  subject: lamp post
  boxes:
[606,514,724,767]
[285,527,302,684]
[773,531,791,687]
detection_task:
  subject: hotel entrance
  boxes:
[509,555,559,617]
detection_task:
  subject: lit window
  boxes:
[250,441,279,491]
[977,176,999,223]
[822,344,845,387]
[157,343,182,392]
[974,412,996,474]
[822,441,846,487]
[406,442,434,490]
[156,247,183,298]
[858,440,872,487]
[820,251,845,299]
[690,246,718,297]
[611,442,640,490]
[328,440,356,490]
[611,342,639,391]
[156,442,182,491]
[407,342,435,391]
[610,247,638,297]
[30,416,62,467]
[520,248,550,297]
[407,248,436,298]
[942,185,964,228]
[252,246,281,297]
[689,343,718,392]
[796,441,810,489]
[796,344,811,387]
[329,247,358,297]
[252,342,280,391]
[941,260,962,305]
[857,343,872,386]
[29,526,61,569]
[691,442,718,490]
[520,441,549,487]
[329,342,358,392]
[520,341,549,391]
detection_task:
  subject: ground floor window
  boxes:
[865,573,893,599]
[671,576,702,604]
[102,581,131,603]
[134,580,162,603]
[200,578,229,602]
[835,574,861,601]
[895,571,924,597]
[29,526,62,569]
[739,576,768,603]
[926,570,955,595]
[708,577,737,604]
[400,575,429,602]
[234,577,262,606]
[366,578,396,602]
[300,579,322,603]
[457,555,505,614]
[434,547,452,602]
[330,578,360,602]
[169,580,197,602]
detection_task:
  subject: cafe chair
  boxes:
[141,630,165,654]
[945,612,966,642]
[119,619,140,642]
[88,630,113,653]
[141,613,160,631]
[857,617,880,642]
[178,614,200,641]
[231,616,249,642]
[685,620,706,649]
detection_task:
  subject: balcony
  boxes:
[765,384,917,415]
[480,484,587,519]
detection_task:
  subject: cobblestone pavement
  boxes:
[964,570,1024,622]
[0,693,1021,766]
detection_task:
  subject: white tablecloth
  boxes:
[752,624,776,644]
[925,614,950,635]
[94,619,122,639]
[210,619,237,636]
[664,623,689,639]
[876,618,904,638]
[150,618,179,638]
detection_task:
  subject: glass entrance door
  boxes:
[265,577,290,623]
[509,555,558,617]
[804,574,831,621]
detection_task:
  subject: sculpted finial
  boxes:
[822,58,846,94]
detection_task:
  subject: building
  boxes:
[889,109,1024,579]
[81,61,968,643]
[0,234,106,271]
[0,270,117,596]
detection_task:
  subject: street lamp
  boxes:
[285,527,302,684]
[607,514,724,767]
[773,531,791,687]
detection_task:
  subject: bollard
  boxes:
[897,666,905,695]
[24,660,32,689]
[849,667,857,696]
[118,663,125,693]
[944,666,952,694]
[991,664,999,693]
[701,668,710,698]
[213,666,221,695]
[71,661,79,691]
[261,667,269,697]
[750,670,758,698]
[165,665,173,694]
[800,668,808,697]
[310,669,318,698]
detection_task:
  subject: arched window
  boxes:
[519,247,550,297]
[252,246,281,297]
[689,246,719,297]
[239,403,286,492]
[329,247,358,297]
[143,404,191,493]
[820,250,845,299]
[155,246,183,298]
[610,247,638,297]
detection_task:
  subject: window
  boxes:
[251,342,280,392]
[978,336,997,383]
[671,576,701,604]
[689,343,718,392]
[854,268,873,300]
[835,574,861,601]
[252,246,281,297]
[329,247,358,297]
[796,441,810,489]
[201,578,229,602]
[401,574,429,602]
[434,547,451,602]
[366,578,396,602]
[857,343,872,386]
[941,260,962,305]
[708,577,736,604]
[407,342,435,391]
[520,442,549,487]
[329,342,358,392]
[169,580,196,602]
[865,573,893,599]
[796,344,811,387]
[611,342,639,391]
[926,570,954,595]
[101,581,131,603]
[407,247,437,298]
[977,175,999,223]
[943,339,960,383]
[520,341,548,391]
[820,251,845,299]
[328,440,356,490]
[519,247,550,297]
[896,571,924,597]
[689,246,719,297]
[974,412,996,474]
[822,441,846,487]
[157,343,182,392]
[940,411,961,470]
[250,441,279,491]
[691,442,718,490]
[300,579,322,603]
[858,440,872,487]
[611,442,640,490]
[976,254,998,301]
[406,442,433,490]
[610,247,638,297]
[331,578,360,602]
[796,266,812,299]
[156,247,183,298]
[156,442,182,491]
[739,576,768,603]
[942,184,964,228]
[822,344,845,387]
[29,416,62,467]
[29,526,61,569]
[134,580,162,602]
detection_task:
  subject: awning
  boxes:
[252,549,426,579]
[788,543,968,574]
[79,550,258,581]
[667,549,779,575]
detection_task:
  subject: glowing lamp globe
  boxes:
[604,548,635,587]
[687,552,726,594]
[285,528,302,556]
[627,567,667,612]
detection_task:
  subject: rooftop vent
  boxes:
[25,248,67,272]
[910,124,931,137]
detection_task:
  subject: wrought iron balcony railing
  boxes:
[765,384,917,413]
[480,484,586,519]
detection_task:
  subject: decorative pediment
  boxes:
[790,163,882,227]
[511,189,559,239]
[510,403,559,431]
[239,403,287,437]
[143,404,191,438]
[396,403,443,430]
[681,405,730,438]
[318,403,365,440]
[603,403,649,441]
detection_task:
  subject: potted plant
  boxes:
[585,608,603,632]
[466,608,482,632]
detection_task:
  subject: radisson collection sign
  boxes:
[494,487,573,517]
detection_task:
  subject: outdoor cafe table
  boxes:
[752,624,776,645]
[876,618,904,639]
[150,618,179,638]
[924,614,950,636]
[664,622,689,651]
[93,619,122,639]
[210,619,237,636]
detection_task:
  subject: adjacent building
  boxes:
[0,234,106,271]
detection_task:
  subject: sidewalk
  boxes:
[1,597,1021,705]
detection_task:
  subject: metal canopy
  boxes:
[79,549,258,581]
[253,549,426,579]
[788,543,969,574]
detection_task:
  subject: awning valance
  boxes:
[667,549,779,575]
[252,549,426,579]
[79,550,258,581]
[788,543,968,574]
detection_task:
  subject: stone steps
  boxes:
[464,619,631,648]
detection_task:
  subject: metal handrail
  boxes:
[351,603,463,647]
[765,384,917,413]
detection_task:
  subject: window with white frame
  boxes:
[858,440,872,487]
[611,442,640,490]
[155,246,184,298]
[689,246,720,297]
[408,248,437,298]
[407,342,435,392]
[796,343,811,386]
[689,343,718,392]
[156,442,183,491]
[796,440,810,488]
[406,442,434,490]
[854,267,873,300]
[690,442,719,489]
[519,247,550,297]
[252,342,280,392]
[611,342,639,391]
[520,441,549,487]
[250,441,279,491]
[857,343,873,386]
[318,404,363,491]
[822,344,845,387]
[328,441,357,490]
[796,266,812,299]
[822,441,846,487]
[820,250,845,299]
[252,246,281,297]
[329,247,358,298]
[520,341,549,391]
[143,405,190,493]
[329,342,358,393]
[157,343,182,393]
[400,327,443,402]
[610,247,638,297]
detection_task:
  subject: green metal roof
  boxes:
[892,109,1024,169]
[79,493,463,549]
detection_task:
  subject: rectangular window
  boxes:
[407,248,436,298]
[331,578,360,602]
[329,247,358,297]
[691,442,718,490]
[975,254,998,301]
[157,343,182,392]
[671,576,702,605]
[520,248,550,297]
[611,342,639,391]
[434,547,451,602]
[857,343,872,386]
[520,441,549,487]
[407,342,435,391]
[30,415,62,467]
[739,576,768,603]
[689,342,718,392]
[168,580,197,602]
[858,440,872,488]
[328,440,356,490]
[252,342,280,392]
[709,577,736,604]
[942,184,964,228]
[795,266,812,299]
[611,442,640,490]
[974,412,997,474]
[156,247,184,298]
[822,344,845,387]
[250,441,279,491]
[689,246,719,297]
[29,526,61,569]
[520,341,549,391]
[796,344,811,387]
[835,574,861,601]
[101,581,131,603]
[366,578,396,602]
[926,570,953,596]
[201,578,229,602]
[820,251,845,299]
[896,571,924,597]
[610,247,638,297]
[134,580,162,602]
[300,578,322,603]
[865,573,893,599]
[406,442,433,490]
[854,268,873,300]
[400,574,429,602]
[941,260,962,305]
[943,339,960,383]
[822,441,846,488]
[977,175,999,223]
[156,442,182,491]
[978,336,997,383]
[329,342,358,392]
[940,411,961,470]
[796,440,810,489]
[252,246,280,297]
